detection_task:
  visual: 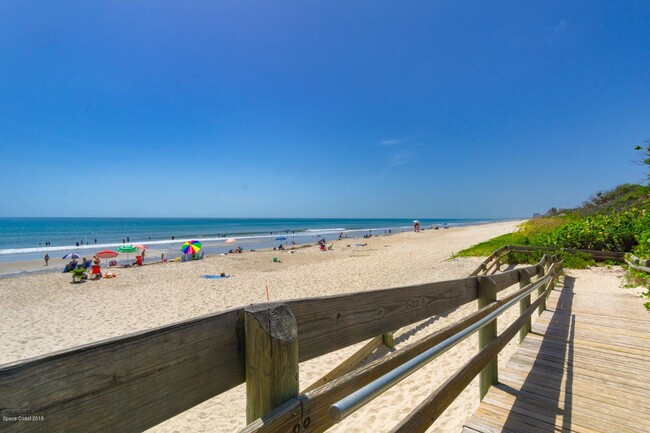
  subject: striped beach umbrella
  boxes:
[181,240,202,255]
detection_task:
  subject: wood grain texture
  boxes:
[518,269,532,343]
[477,276,498,400]
[0,276,478,433]
[0,308,244,433]
[240,300,505,433]
[245,303,299,423]
[288,277,479,363]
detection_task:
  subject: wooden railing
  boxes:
[625,253,650,273]
[0,246,575,433]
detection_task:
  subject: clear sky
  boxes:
[1,1,648,218]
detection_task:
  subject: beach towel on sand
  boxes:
[201,275,230,279]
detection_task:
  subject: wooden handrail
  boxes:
[469,245,510,276]
[0,280,478,432]
[0,246,559,433]
[240,256,558,433]
[241,299,506,433]
[388,263,560,433]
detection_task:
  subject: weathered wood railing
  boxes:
[626,253,650,273]
[0,246,573,433]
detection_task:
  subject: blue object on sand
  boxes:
[201,275,230,279]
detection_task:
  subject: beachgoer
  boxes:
[172,236,175,240]
[127,237,130,242]
[122,239,125,244]
[75,242,79,247]
[44,254,49,266]
[161,253,166,263]
[141,249,146,262]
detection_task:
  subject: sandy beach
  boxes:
[3,219,636,433]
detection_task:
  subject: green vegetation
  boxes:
[457,183,650,269]
[530,207,648,251]
[457,145,650,309]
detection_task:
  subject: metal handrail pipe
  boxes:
[329,273,553,422]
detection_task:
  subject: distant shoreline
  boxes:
[0,219,521,277]
[0,218,517,274]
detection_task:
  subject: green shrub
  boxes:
[530,207,649,252]
[454,233,527,257]
[456,183,650,269]
[507,250,593,269]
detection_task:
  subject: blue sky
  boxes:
[1,1,648,218]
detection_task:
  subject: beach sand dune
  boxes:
[1,220,528,432]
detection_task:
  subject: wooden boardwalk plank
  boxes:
[462,272,650,433]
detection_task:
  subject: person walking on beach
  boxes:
[44,254,49,266]
[141,249,146,262]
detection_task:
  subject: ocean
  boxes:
[0,217,498,268]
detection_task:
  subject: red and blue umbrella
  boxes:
[181,240,202,255]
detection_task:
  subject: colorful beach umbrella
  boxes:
[275,236,287,241]
[95,250,118,258]
[116,245,138,262]
[95,249,119,266]
[134,244,149,250]
[181,240,202,255]
[225,238,237,244]
[62,253,81,260]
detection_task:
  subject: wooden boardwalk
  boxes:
[462,273,650,433]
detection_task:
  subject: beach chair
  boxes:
[72,267,87,283]
[91,265,101,279]
[134,256,143,266]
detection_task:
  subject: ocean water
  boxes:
[0,217,497,267]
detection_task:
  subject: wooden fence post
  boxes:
[382,332,395,349]
[244,303,299,423]
[537,255,551,315]
[518,269,532,343]
[476,276,498,400]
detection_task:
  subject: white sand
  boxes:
[6,220,640,433]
